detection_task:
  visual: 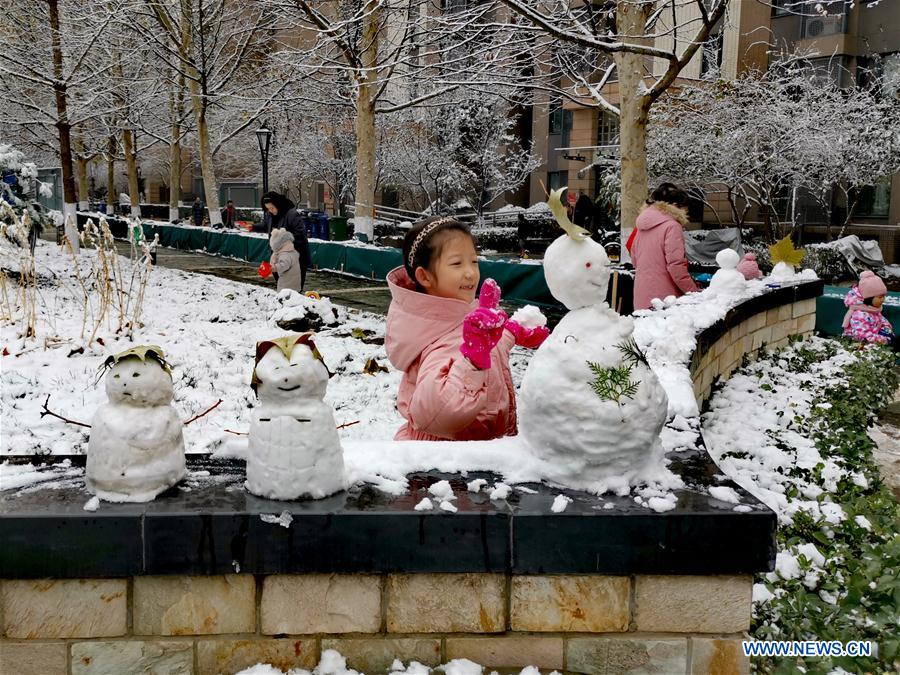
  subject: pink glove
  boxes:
[460,278,508,370]
[505,320,550,349]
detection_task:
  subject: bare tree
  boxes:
[649,53,900,241]
[130,0,291,226]
[273,0,467,238]
[0,0,125,251]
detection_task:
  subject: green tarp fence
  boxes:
[141,223,557,308]
[817,285,900,337]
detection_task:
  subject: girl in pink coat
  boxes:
[630,183,699,310]
[843,271,895,346]
[385,217,548,441]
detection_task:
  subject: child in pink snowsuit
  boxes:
[385,217,548,441]
[843,271,894,345]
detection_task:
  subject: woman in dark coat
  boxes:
[261,191,311,290]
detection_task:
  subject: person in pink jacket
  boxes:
[385,217,548,441]
[631,183,699,310]
[843,270,895,346]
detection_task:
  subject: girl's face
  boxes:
[872,294,885,308]
[265,202,278,216]
[414,231,480,303]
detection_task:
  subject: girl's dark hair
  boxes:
[864,296,876,306]
[402,216,473,286]
[648,182,689,208]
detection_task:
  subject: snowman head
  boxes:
[716,248,740,270]
[252,334,330,404]
[102,347,174,407]
[544,235,611,310]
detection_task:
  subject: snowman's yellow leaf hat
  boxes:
[768,235,805,268]
[548,187,591,241]
[251,332,331,394]
[100,345,172,376]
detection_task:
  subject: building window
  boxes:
[597,110,619,146]
[700,31,724,78]
[548,171,568,192]
[807,56,852,89]
[883,53,900,99]
[549,103,564,135]
[853,178,892,219]
[441,0,467,12]
[771,0,792,17]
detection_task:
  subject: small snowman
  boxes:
[707,248,747,296]
[246,333,346,500]
[767,235,806,282]
[518,188,669,492]
[87,346,186,502]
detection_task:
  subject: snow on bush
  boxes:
[703,337,899,673]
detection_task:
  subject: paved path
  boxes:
[874,381,900,499]
[113,240,395,315]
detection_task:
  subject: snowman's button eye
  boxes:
[133,372,140,377]
[585,262,592,268]
[114,374,120,379]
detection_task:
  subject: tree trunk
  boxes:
[173,0,221,226]
[75,156,89,212]
[352,0,381,240]
[192,102,220,226]
[48,0,79,252]
[122,128,141,218]
[168,72,184,223]
[74,139,90,211]
[106,135,116,214]
[615,1,652,263]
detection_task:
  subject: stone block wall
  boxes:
[690,297,817,408]
[0,573,752,674]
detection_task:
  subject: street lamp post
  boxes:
[255,121,273,196]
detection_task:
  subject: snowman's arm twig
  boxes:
[224,428,248,436]
[183,399,223,426]
[40,395,91,428]
[336,420,360,431]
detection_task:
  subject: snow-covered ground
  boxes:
[1,240,407,455]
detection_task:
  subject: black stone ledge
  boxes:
[0,446,775,578]
[694,279,824,357]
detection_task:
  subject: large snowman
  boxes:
[246,333,347,500]
[519,189,669,492]
[87,346,186,502]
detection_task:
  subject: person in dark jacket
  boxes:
[221,200,236,228]
[573,193,594,231]
[191,197,204,227]
[261,191,311,290]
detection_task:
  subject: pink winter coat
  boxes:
[631,203,699,310]
[385,267,517,441]
[842,286,893,344]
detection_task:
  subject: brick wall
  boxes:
[690,297,817,408]
[0,573,752,674]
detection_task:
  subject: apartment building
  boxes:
[526,0,900,252]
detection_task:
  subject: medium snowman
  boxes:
[87,346,186,502]
[246,334,347,500]
[707,248,747,296]
[518,189,669,493]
